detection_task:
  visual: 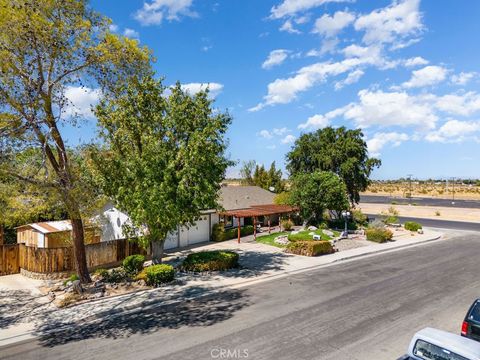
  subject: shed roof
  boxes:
[17,220,72,234]
[219,185,276,211]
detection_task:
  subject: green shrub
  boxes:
[145,264,175,286]
[286,241,334,257]
[122,254,145,275]
[63,273,79,286]
[352,209,368,227]
[104,268,127,283]
[281,219,294,231]
[366,228,393,243]
[328,219,357,230]
[212,223,254,241]
[404,221,422,232]
[182,250,239,272]
[94,268,109,278]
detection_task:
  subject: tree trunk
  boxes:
[151,240,165,264]
[0,225,4,245]
[71,217,91,283]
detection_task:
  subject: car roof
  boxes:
[409,328,480,359]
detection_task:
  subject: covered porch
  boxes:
[220,204,299,243]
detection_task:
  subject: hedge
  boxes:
[122,254,145,276]
[366,228,393,243]
[404,221,422,232]
[285,240,334,257]
[181,250,239,272]
[144,264,175,286]
[212,223,254,242]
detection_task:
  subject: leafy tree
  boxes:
[274,191,291,205]
[239,160,285,193]
[91,76,232,263]
[289,171,349,225]
[0,0,151,282]
[286,126,381,204]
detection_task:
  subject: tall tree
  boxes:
[239,160,255,185]
[286,126,381,204]
[0,0,151,282]
[239,160,285,193]
[289,171,349,225]
[92,76,232,263]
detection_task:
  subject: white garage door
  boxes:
[164,230,179,250]
[187,215,210,245]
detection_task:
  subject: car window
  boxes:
[413,340,469,360]
[468,301,480,322]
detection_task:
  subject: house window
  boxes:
[223,215,233,228]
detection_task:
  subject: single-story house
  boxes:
[16,185,292,250]
[16,220,101,248]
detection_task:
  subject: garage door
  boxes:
[187,215,210,245]
[164,230,179,250]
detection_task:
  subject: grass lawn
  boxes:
[256,229,340,248]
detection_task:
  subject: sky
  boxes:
[67,0,480,180]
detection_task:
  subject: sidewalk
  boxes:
[0,228,443,348]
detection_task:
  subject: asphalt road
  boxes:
[2,232,480,360]
[361,194,480,208]
[366,214,480,231]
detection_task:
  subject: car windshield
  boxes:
[468,301,480,323]
[413,340,469,360]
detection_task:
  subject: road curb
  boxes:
[0,232,443,349]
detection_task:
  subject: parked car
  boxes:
[398,327,480,360]
[462,299,480,342]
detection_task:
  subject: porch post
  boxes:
[268,217,271,234]
[237,217,241,244]
[253,217,257,240]
[279,214,282,232]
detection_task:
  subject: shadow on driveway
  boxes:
[0,290,46,329]
[34,287,250,347]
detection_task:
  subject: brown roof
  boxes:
[219,185,276,210]
[220,204,298,218]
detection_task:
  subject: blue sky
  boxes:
[69,0,480,180]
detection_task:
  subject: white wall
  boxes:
[95,204,131,242]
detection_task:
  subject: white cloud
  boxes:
[135,0,195,26]
[273,127,290,136]
[298,114,329,130]
[342,89,438,129]
[258,130,273,139]
[123,28,140,39]
[367,132,409,156]
[334,69,364,90]
[426,120,480,143]
[262,49,290,69]
[313,11,355,37]
[435,92,480,116]
[271,0,354,19]
[180,82,224,98]
[63,86,100,119]
[354,0,423,46]
[404,56,429,67]
[451,72,477,86]
[109,24,119,32]
[281,134,296,144]
[279,19,301,34]
[402,65,447,88]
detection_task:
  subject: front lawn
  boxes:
[256,229,339,248]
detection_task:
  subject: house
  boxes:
[16,185,285,250]
[16,220,101,248]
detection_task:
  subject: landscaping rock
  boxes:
[290,230,299,235]
[274,236,290,245]
[94,292,105,299]
[72,280,84,295]
[417,229,424,234]
[47,291,56,301]
[308,226,318,231]
[322,230,334,236]
[137,280,147,287]
[308,232,315,235]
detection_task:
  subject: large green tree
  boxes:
[0,0,151,282]
[289,171,349,225]
[286,126,381,204]
[92,76,232,263]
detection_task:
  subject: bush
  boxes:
[352,209,368,227]
[212,223,254,241]
[328,218,358,230]
[94,268,109,278]
[182,250,239,272]
[144,264,175,286]
[122,254,145,275]
[286,240,334,257]
[63,273,79,286]
[404,221,422,232]
[281,219,294,231]
[103,268,127,283]
[366,228,393,243]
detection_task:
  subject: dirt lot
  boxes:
[359,203,480,223]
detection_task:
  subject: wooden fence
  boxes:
[0,239,150,276]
